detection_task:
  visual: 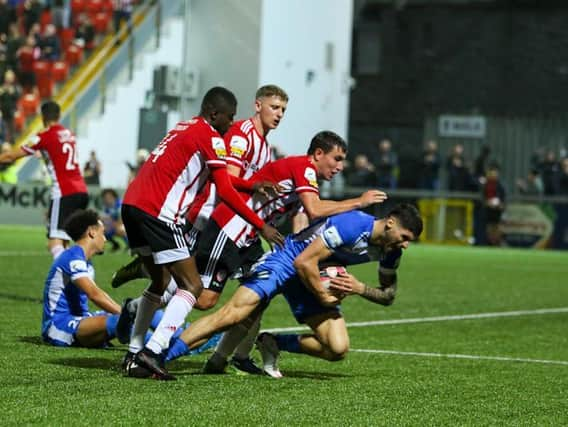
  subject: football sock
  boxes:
[234,316,261,360]
[50,244,65,259]
[164,338,190,362]
[105,314,120,338]
[161,278,178,305]
[214,322,249,360]
[145,289,196,354]
[128,289,161,353]
[275,334,302,353]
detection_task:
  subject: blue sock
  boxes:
[150,309,164,330]
[105,314,120,338]
[275,334,302,353]
[165,338,190,362]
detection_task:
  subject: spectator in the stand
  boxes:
[271,145,285,161]
[0,69,21,143]
[38,24,61,61]
[481,163,506,246]
[22,0,42,36]
[474,144,491,182]
[83,150,101,186]
[373,138,398,189]
[52,0,71,30]
[17,35,40,90]
[5,23,24,73]
[539,149,559,195]
[418,139,440,190]
[126,148,148,185]
[100,188,127,251]
[0,0,16,37]
[74,13,95,50]
[0,33,7,80]
[556,158,568,195]
[113,0,133,34]
[0,111,6,142]
[446,143,474,191]
[347,153,376,187]
[516,168,544,195]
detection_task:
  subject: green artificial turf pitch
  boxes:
[0,225,567,426]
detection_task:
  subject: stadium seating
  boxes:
[59,28,76,52]
[52,61,69,83]
[93,12,111,34]
[19,93,40,117]
[65,44,84,67]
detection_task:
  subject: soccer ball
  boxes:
[319,265,347,289]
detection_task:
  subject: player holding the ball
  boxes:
[172,203,422,379]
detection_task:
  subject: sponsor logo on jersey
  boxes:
[70,260,87,273]
[304,167,318,188]
[323,226,343,247]
[229,136,247,158]
[212,137,227,158]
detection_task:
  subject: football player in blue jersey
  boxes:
[150,203,422,380]
[41,209,123,347]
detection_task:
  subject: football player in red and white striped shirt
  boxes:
[188,84,288,233]
[0,101,89,259]
[120,87,283,379]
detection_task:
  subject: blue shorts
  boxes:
[281,276,341,324]
[42,311,107,347]
[242,243,340,324]
[242,243,300,302]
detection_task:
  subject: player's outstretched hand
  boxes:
[328,272,365,296]
[260,224,284,248]
[253,180,283,197]
[359,189,388,208]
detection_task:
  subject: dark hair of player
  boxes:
[41,101,61,122]
[200,86,237,116]
[255,84,289,102]
[307,131,348,155]
[387,203,423,238]
[64,209,101,242]
[101,188,118,199]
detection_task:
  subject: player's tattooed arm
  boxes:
[361,271,397,306]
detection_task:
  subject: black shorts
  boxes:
[122,204,190,264]
[47,192,89,240]
[195,220,265,293]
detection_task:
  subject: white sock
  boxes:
[214,323,250,360]
[50,245,65,259]
[234,316,261,360]
[161,278,178,305]
[146,289,196,354]
[128,289,161,353]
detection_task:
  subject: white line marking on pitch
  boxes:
[350,349,568,366]
[263,307,568,333]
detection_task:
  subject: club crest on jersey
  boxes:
[212,137,227,158]
[304,167,318,188]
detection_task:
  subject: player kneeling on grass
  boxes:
[166,204,422,380]
[41,209,126,348]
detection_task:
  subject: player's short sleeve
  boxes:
[320,211,374,249]
[21,134,43,155]
[61,257,91,281]
[200,132,227,169]
[293,162,319,194]
[226,134,249,167]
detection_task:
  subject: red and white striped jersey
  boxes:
[22,124,87,198]
[212,155,319,248]
[225,118,271,179]
[123,117,227,225]
[187,118,272,230]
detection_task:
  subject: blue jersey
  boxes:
[103,198,122,221]
[244,210,402,303]
[42,245,94,336]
